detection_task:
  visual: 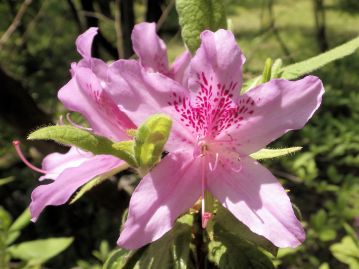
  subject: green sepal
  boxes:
[28,125,138,167]
[176,0,227,53]
[134,114,172,175]
[250,147,302,160]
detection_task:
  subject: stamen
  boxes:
[57,115,64,125]
[201,155,212,228]
[208,153,219,171]
[66,113,92,131]
[12,140,47,174]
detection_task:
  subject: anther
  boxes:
[12,140,48,174]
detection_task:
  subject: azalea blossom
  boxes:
[101,28,325,249]
[14,27,135,221]
[15,23,190,222]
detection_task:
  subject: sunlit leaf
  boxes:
[8,237,73,263]
[281,36,359,80]
[176,0,227,53]
[28,125,137,167]
[134,114,172,175]
[250,147,302,160]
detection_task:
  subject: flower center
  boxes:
[168,72,255,139]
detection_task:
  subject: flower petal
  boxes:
[58,66,135,141]
[219,76,324,155]
[207,157,305,248]
[30,155,123,222]
[76,27,98,59]
[188,29,245,102]
[108,60,195,150]
[40,147,93,181]
[170,50,191,86]
[131,22,169,74]
[117,150,201,249]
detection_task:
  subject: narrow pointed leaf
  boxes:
[176,0,227,53]
[250,147,302,160]
[28,125,137,167]
[281,36,359,80]
[0,176,15,187]
[6,208,31,246]
[261,58,273,83]
[243,36,359,92]
[134,114,172,174]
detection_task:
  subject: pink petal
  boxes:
[108,60,195,150]
[30,155,123,222]
[188,30,246,102]
[131,22,169,74]
[207,157,305,248]
[76,27,98,59]
[58,66,135,141]
[117,151,201,249]
[219,76,324,155]
[40,147,93,181]
[170,50,191,86]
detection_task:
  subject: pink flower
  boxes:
[16,28,135,221]
[106,29,325,249]
[131,22,191,85]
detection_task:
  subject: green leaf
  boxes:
[208,222,275,269]
[28,125,137,167]
[213,206,278,256]
[70,163,129,204]
[261,58,273,83]
[0,176,15,187]
[250,147,302,160]
[104,214,195,269]
[176,0,227,53]
[242,36,359,92]
[103,248,131,269]
[8,237,73,263]
[134,114,172,175]
[281,36,359,80]
[6,208,31,245]
[330,236,359,269]
[0,206,12,231]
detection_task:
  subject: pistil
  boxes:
[12,140,47,174]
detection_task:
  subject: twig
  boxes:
[156,0,175,31]
[114,0,124,58]
[0,0,32,49]
[80,10,114,24]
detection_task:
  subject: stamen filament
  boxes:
[66,113,92,131]
[201,155,212,228]
[208,153,219,171]
[12,140,47,174]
